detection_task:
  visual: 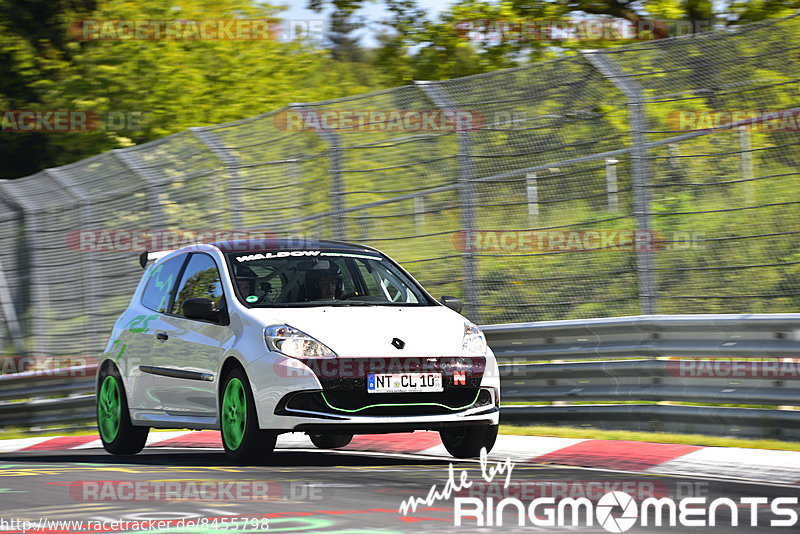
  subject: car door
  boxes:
[149,252,229,417]
[126,253,188,412]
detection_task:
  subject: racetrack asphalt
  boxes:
[0,447,798,533]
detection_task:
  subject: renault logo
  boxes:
[391,337,405,349]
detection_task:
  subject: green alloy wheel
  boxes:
[220,367,277,464]
[96,366,149,455]
[98,376,121,442]
[221,378,247,451]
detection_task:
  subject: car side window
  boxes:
[355,260,384,297]
[141,255,187,313]
[362,261,420,303]
[172,253,225,316]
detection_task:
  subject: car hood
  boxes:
[248,305,469,357]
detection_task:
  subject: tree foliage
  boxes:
[2,0,799,177]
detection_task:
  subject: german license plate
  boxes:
[366,373,443,393]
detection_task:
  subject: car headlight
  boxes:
[264,325,337,359]
[462,321,487,355]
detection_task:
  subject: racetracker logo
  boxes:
[64,480,324,502]
[68,480,279,501]
[66,229,279,253]
[1,110,142,132]
[667,359,800,378]
[454,18,712,42]
[452,230,668,253]
[665,110,800,131]
[72,20,266,40]
[0,356,93,376]
[273,356,485,379]
[69,19,325,41]
[273,109,485,132]
[456,480,667,501]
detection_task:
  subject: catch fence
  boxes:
[1,15,800,356]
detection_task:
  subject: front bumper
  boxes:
[273,402,499,433]
[260,355,500,432]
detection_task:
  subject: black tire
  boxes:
[97,364,149,455]
[309,433,353,449]
[440,424,498,458]
[219,366,277,465]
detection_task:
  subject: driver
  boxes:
[234,265,258,299]
[307,265,343,300]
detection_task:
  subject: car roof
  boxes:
[208,238,382,254]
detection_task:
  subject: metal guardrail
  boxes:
[0,364,97,428]
[500,359,800,405]
[1,315,800,439]
[486,314,800,440]
[483,313,800,361]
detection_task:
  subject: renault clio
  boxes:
[97,239,500,464]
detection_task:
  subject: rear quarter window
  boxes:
[141,255,187,313]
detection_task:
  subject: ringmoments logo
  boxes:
[595,491,638,533]
[398,452,800,530]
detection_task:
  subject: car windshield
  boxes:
[226,250,434,307]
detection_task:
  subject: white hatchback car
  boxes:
[97,239,500,463]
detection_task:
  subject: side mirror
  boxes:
[440,295,463,314]
[182,297,221,323]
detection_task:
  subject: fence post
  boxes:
[191,127,244,228]
[416,81,480,322]
[414,196,425,234]
[582,50,657,315]
[605,158,619,212]
[739,126,754,204]
[526,172,539,225]
[292,104,346,240]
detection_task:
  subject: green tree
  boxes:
[0,0,384,178]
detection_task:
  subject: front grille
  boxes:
[280,388,493,416]
[277,356,491,417]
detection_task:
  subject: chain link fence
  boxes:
[1,15,800,358]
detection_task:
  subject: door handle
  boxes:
[156,332,169,341]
